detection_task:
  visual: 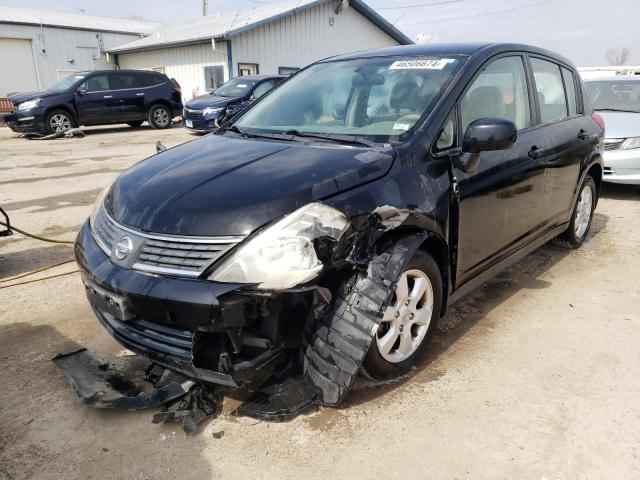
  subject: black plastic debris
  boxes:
[52,349,194,410]
[152,386,222,435]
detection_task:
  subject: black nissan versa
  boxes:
[69,43,604,417]
[4,70,183,134]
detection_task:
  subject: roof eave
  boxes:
[0,20,152,36]
[348,0,413,45]
[108,35,228,54]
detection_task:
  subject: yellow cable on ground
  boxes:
[0,259,76,283]
[0,221,74,244]
[0,269,80,289]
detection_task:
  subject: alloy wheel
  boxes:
[376,269,434,363]
[574,183,593,239]
[153,108,170,127]
[50,114,71,132]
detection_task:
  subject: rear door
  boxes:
[108,72,146,121]
[528,57,589,227]
[74,74,114,124]
[452,54,546,284]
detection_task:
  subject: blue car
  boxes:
[183,75,284,133]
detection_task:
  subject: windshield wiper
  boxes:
[219,125,298,142]
[283,129,377,148]
[595,108,640,113]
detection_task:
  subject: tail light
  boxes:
[170,78,182,94]
[591,112,605,134]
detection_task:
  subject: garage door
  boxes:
[0,38,39,96]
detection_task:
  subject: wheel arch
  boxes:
[43,105,78,125]
[148,99,174,117]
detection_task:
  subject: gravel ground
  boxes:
[1,124,639,480]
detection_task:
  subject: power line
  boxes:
[397,0,557,26]
[374,0,468,10]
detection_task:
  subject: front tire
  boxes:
[44,109,75,134]
[552,175,597,249]
[363,250,442,380]
[148,104,172,129]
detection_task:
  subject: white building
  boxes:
[108,0,412,100]
[0,7,157,95]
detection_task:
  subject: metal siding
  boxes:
[118,41,229,101]
[230,1,400,76]
[0,23,141,90]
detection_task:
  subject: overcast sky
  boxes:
[1,0,638,66]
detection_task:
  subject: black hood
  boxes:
[185,94,240,110]
[106,134,395,236]
[8,90,60,104]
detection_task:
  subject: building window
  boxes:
[278,67,299,75]
[238,63,259,76]
[204,65,225,91]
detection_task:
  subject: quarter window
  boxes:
[531,58,569,123]
[461,56,531,133]
[561,67,578,115]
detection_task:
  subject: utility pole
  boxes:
[202,0,208,16]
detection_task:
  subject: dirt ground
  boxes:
[0,124,639,480]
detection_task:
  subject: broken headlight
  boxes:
[208,203,349,289]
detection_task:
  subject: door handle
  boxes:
[103,95,113,99]
[136,93,145,96]
[528,146,544,159]
[578,129,588,140]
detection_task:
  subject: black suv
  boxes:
[71,43,604,417]
[4,70,183,134]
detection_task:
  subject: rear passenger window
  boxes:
[109,74,136,90]
[461,56,531,133]
[531,58,568,123]
[561,67,578,115]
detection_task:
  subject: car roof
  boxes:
[324,42,576,68]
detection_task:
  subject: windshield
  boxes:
[234,56,464,142]
[213,78,258,97]
[585,80,640,113]
[49,74,86,92]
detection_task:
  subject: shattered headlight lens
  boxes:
[89,180,115,228]
[621,137,640,150]
[17,98,41,111]
[208,203,349,290]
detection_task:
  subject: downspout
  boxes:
[226,39,233,80]
[113,53,120,70]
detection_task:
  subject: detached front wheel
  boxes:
[363,250,442,380]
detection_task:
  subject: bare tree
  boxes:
[606,47,630,66]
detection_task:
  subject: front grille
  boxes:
[604,138,624,150]
[92,206,244,278]
[100,311,193,361]
[183,108,203,120]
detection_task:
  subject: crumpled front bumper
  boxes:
[75,221,280,387]
[3,108,46,133]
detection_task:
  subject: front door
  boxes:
[74,74,115,124]
[453,55,546,285]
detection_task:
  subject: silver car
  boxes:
[584,76,640,185]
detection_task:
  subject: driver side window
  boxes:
[461,56,531,134]
[82,75,109,92]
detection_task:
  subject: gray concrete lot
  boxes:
[0,124,639,480]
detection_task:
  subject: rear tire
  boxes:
[148,104,172,129]
[363,250,442,380]
[127,121,143,128]
[44,109,75,134]
[552,175,597,249]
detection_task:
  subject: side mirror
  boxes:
[462,117,517,153]
[76,88,87,96]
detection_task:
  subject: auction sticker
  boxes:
[389,59,454,70]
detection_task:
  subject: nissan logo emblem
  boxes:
[114,236,133,260]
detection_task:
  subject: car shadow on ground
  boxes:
[0,244,74,280]
[341,212,610,409]
[600,182,639,200]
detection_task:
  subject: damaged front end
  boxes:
[57,197,435,431]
